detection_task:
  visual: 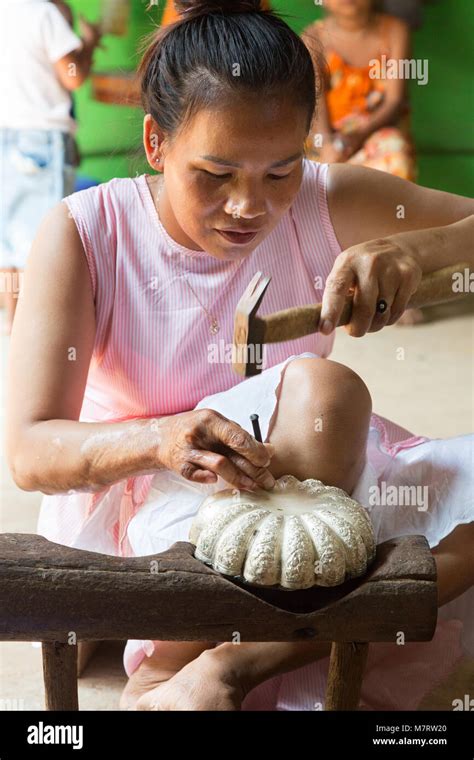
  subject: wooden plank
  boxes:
[0,534,437,643]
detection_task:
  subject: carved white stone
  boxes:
[189,475,376,589]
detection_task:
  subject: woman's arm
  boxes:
[327,163,474,262]
[6,206,274,494]
[318,164,474,336]
[6,203,157,494]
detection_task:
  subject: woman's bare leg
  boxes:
[266,357,372,492]
[127,357,372,710]
[126,358,473,710]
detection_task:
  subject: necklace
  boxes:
[155,177,221,336]
[174,251,221,335]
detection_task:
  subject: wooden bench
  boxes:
[0,533,437,711]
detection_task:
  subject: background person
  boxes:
[302,0,423,324]
[302,0,415,180]
[0,0,102,334]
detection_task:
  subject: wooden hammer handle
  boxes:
[261,261,471,343]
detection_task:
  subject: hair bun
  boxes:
[175,1,262,19]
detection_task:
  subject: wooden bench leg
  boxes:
[325,642,369,711]
[42,642,79,711]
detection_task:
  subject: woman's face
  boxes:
[324,0,373,17]
[144,95,309,261]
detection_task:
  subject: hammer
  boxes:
[232,261,471,377]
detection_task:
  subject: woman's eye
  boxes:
[201,170,291,180]
[201,170,232,179]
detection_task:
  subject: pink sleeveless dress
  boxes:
[37,159,473,710]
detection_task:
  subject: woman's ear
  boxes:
[143,114,165,172]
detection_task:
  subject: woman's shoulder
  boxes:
[66,174,142,201]
[61,175,148,270]
[289,159,341,259]
[297,159,332,224]
[63,174,147,223]
[294,159,334,212]
[297,157,324,197]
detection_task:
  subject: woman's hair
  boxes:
[138,0,326,143]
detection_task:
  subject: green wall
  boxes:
[69,0,160,179]
[72,0,473,196]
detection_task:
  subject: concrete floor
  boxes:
[0,299,473,710]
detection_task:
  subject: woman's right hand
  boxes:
[154,409,276,491]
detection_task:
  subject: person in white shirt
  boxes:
[0,0,102,334]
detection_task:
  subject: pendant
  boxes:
[209,318,220,335]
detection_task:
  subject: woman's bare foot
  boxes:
[120,660,178,711]
[134,648,245,711]
[396,307,425,326]
[119,641,215,710]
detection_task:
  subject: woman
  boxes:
[302,0,415,179]
[6,0,474,711]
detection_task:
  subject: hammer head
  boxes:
[233,271,271,377]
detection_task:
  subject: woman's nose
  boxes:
[224,196,266,219]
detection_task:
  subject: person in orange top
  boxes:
[161,0,270,26]
[302,0,416,183]
[302,1,422,325]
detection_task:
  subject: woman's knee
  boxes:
[269,357,372,491]
[282,357,372,426]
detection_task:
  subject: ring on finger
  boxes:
[369,297,392,331]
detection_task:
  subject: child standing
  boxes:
[0,0,102,334]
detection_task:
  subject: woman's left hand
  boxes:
[319,237,423,337]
